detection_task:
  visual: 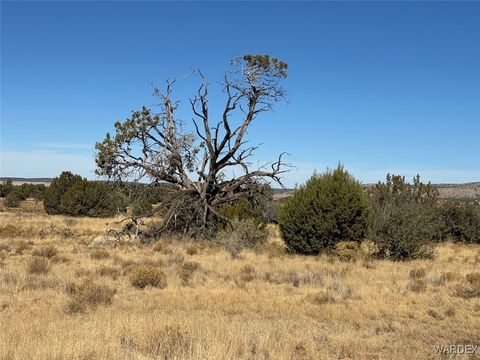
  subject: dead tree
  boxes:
[95,55,290,235]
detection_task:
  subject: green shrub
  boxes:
[44,172,84,215]
[218,183,275,225]
[0,180,13,197]
[370,203,437,261]
[219,198,264,226]
[436,201,480,243]
[278,165,370,255]
[62,181,123,217]
[6,183,46,201]
[43,171,125,217]
[369,174,438,261]
[217,217,268,258]
[131,195,153,217]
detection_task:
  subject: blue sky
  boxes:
[1,1,479,187]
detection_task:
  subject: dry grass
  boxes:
[129,265,168,289]
[1,204,480,359]
[26,256,49,274]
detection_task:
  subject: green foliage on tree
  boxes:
[131,195,153,217]
[219,198,265,226]
[0,180,13,197]
[43,172,84,215]
[218,183,275,227]
[278,165,370,255]
[43,172,125,217]
[368,174,439,260]
[436,201,480,243]
[0,181,45,201]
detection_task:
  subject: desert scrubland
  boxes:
[0,202,479,360]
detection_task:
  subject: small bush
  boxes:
[90,249,110,260]
[279,165,370,255]
[466,272,480,286]
[454,284,480,299]
[217,218,268,258]
[328,282,353,300]
[409,268,427,279]
[426,309,444,320]
[66,279,116,313]
[407,279,427,293]
[334,241,361,262]
[5,192,21,208]
[309,290,335,305]
[129,265,167,289]
[27,257,49,274]
[239,265,256,282]
[371,204,437,261]
[32,245,58,258]
[177,261,201,286]
[369,174,438,261]
[141,326,192,358]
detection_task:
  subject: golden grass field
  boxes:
[0,200,479,359]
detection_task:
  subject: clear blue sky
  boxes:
[1,1,479,187]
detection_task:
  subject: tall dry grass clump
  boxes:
[129,265,167,289]
[65,278,116,313]
[26,256,50,274]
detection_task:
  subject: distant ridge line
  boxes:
[0,177,53,182]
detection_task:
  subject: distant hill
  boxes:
[0,177,53,183]
[273,182,480,201]
[0,177,53,186]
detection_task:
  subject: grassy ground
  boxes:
[0,202,479,359]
